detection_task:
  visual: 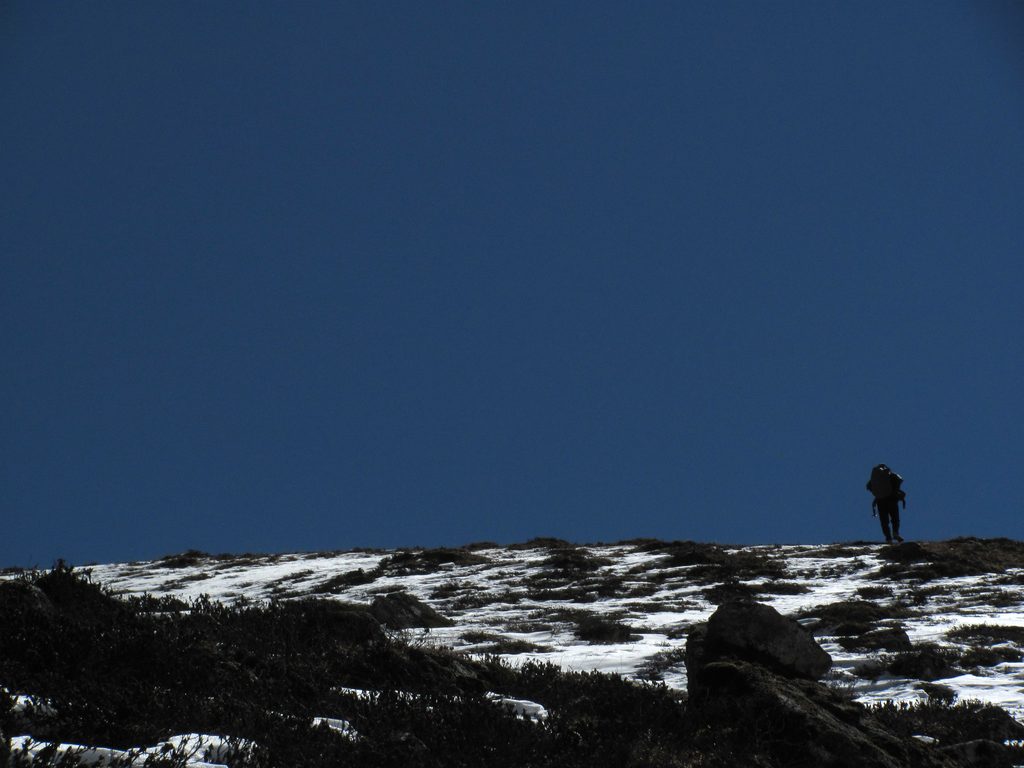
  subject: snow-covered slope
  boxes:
[85,539,1024,722]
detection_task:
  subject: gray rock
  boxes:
[684,622,709,686]
[370,591,452,629]
[939,739,1012,768]
[683,601,971,767]
[688,600,832,683]
[838,626,913,653]
[686,660,962,768]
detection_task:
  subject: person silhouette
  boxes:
[866,463,906,544]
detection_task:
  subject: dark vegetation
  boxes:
[802,543,876,559]
[636,648,688,683]
[449,589,523,611]
[856,585,894,600]
[793,596,1024,681]
[574,613,636,644]
[633,540,786,582]
[702,579,809,605]
[798,600,911,636]
[884,644,965,681]
[377,549,490,575]
[872,699,1024,749]
[158,551,274,570]
[850,639,1021,682]
[939,625,1024,669]
[520,546,627,603]
[507,538,574,551]
[368,591,453,630]
[310,568,379,593]
[958,644,1023,669]
[1,565,692,768]
[540,548,613,575]
[459,632,548,655]
[524,576,626,604]
[875,538,1024,581]
[308,548,491,596]
[948,624,1024,646]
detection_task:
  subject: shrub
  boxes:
[855,585,893,600]
[960,645,1022,668]
[686,549,785,583]
[797,600,908,635]
[575,614,635,644]
[871,699,1024,746]
[541,548,613,575]
[377,548,489,576]
[948,624,1024,646]
[884,643,962,681]
[508,538,574,551]
[429,580,467,599]
[460,632,548,654]
[451,590,522,610]
[157,551,209,569]
[702,582,762,604]
[758,581,810,595]
[310,569,379,594]
[1,565,691,768]
[875,538,1024,581]
[635,648,688,682]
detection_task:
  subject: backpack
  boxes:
[867,464,903,500]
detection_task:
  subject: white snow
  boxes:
[311,717,358,739]
[486,693,549,721]
[7,733,253,768]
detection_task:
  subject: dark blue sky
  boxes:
[3,2,1023,567]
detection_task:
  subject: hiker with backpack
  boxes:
[866,464,906,544]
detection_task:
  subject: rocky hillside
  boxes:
[4,538,1024,767]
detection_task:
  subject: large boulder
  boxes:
[685,659,961,768]
[370,592,452,630]
[838,626,913,653]
[683,601,972,768]
[687,600,832,687]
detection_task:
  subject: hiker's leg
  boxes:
[878,508,892,542]
[891,506,901,540]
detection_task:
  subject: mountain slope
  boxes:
[87,538,1024,718]
[4,538,1024,767]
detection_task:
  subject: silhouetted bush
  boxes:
[668,545,785,582]
[797,600,909,636]
[310,569,379,593]
[1,565,689,768]
[872,699,1024,749]
[158,550,209,569]
[541,548,612,575]
[575,614,635,644]
[884,643,963,681]
[876,538,1024,581]
[507,537,574,550]
[377,548,489,576]
[948,624,1024,646]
